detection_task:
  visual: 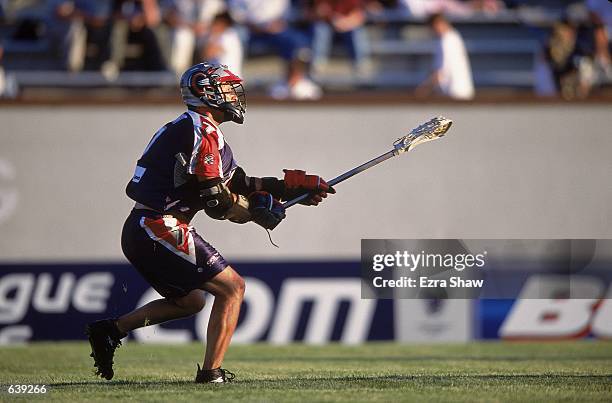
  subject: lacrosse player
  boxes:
[86,62,334,383]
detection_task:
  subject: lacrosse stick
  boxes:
[283,116,453,208]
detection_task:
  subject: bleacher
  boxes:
[0,0,599,95]
[244,9,559,92]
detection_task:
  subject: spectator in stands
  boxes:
[101,0,166,79]
[4,0,47,37]
[469,0,504,15]
[48,1,112,72]
[400,0,470,18]
[586,0,611,81]
[307,0,375,77]
[535,18,575,98]
[228,0,309,61]
[0,43,19,98]
[400,0,503,18]
[161,0,225,76]
[539,18,581,99]
[199,11,244,77]
[537,3,609,100]
[228,0,321,99]
[269,58,323,99]
[415,12,474,100]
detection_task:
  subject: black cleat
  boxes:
[195,364,235,383]
[85,319,123,380]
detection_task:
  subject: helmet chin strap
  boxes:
[228,111,244,124]
[220,103,244,124]
[223,110,235,123]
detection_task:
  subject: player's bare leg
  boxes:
[116,289,206,333]
[87,289,206,380]
[201,266,245,368]
[195,266,245,383]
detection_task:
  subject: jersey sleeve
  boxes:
[187,126,223,178]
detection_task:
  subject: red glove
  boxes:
[283,169,332,191]
[283,169,336,206]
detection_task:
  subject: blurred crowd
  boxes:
[0,0,611,100]
[535,0,611,99]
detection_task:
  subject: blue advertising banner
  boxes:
[2,261,611,344]
[0,262,394,344]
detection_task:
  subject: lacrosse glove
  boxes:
[283,169,335,206]
[248,191,286,230]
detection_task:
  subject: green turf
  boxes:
[0,342,611,402]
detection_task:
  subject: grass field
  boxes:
[1,341,611,402]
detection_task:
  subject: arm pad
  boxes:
[200,180,251,224]
[228,166,285,200]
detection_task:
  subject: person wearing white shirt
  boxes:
[416,13,474,100]
[400,0,472,18]
[227,0,289,29]
[228,0,321,99]
[586,0,611,78]
[162,0,226,76]
[200,11,243,77]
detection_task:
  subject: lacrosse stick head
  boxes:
[393,116,453,154]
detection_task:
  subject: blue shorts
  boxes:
[121,209,228,298]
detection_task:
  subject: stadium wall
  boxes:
[1,103,610,261]
[1,104,611,344]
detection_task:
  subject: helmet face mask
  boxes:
[218,81,247,123]
[180,63,246,124]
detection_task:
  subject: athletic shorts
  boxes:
[121,209,228,298]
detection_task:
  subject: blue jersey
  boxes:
[126,111,238,218]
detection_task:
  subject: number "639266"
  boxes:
[8,385,47,394]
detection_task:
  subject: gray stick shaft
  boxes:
[283,150,396,208]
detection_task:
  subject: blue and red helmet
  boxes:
[180,62,246,124]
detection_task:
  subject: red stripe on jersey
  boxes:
[143,217,191,255]
[192,117,222,178]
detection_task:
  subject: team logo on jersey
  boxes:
[207,253,220,267]
[203,153,215,165]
